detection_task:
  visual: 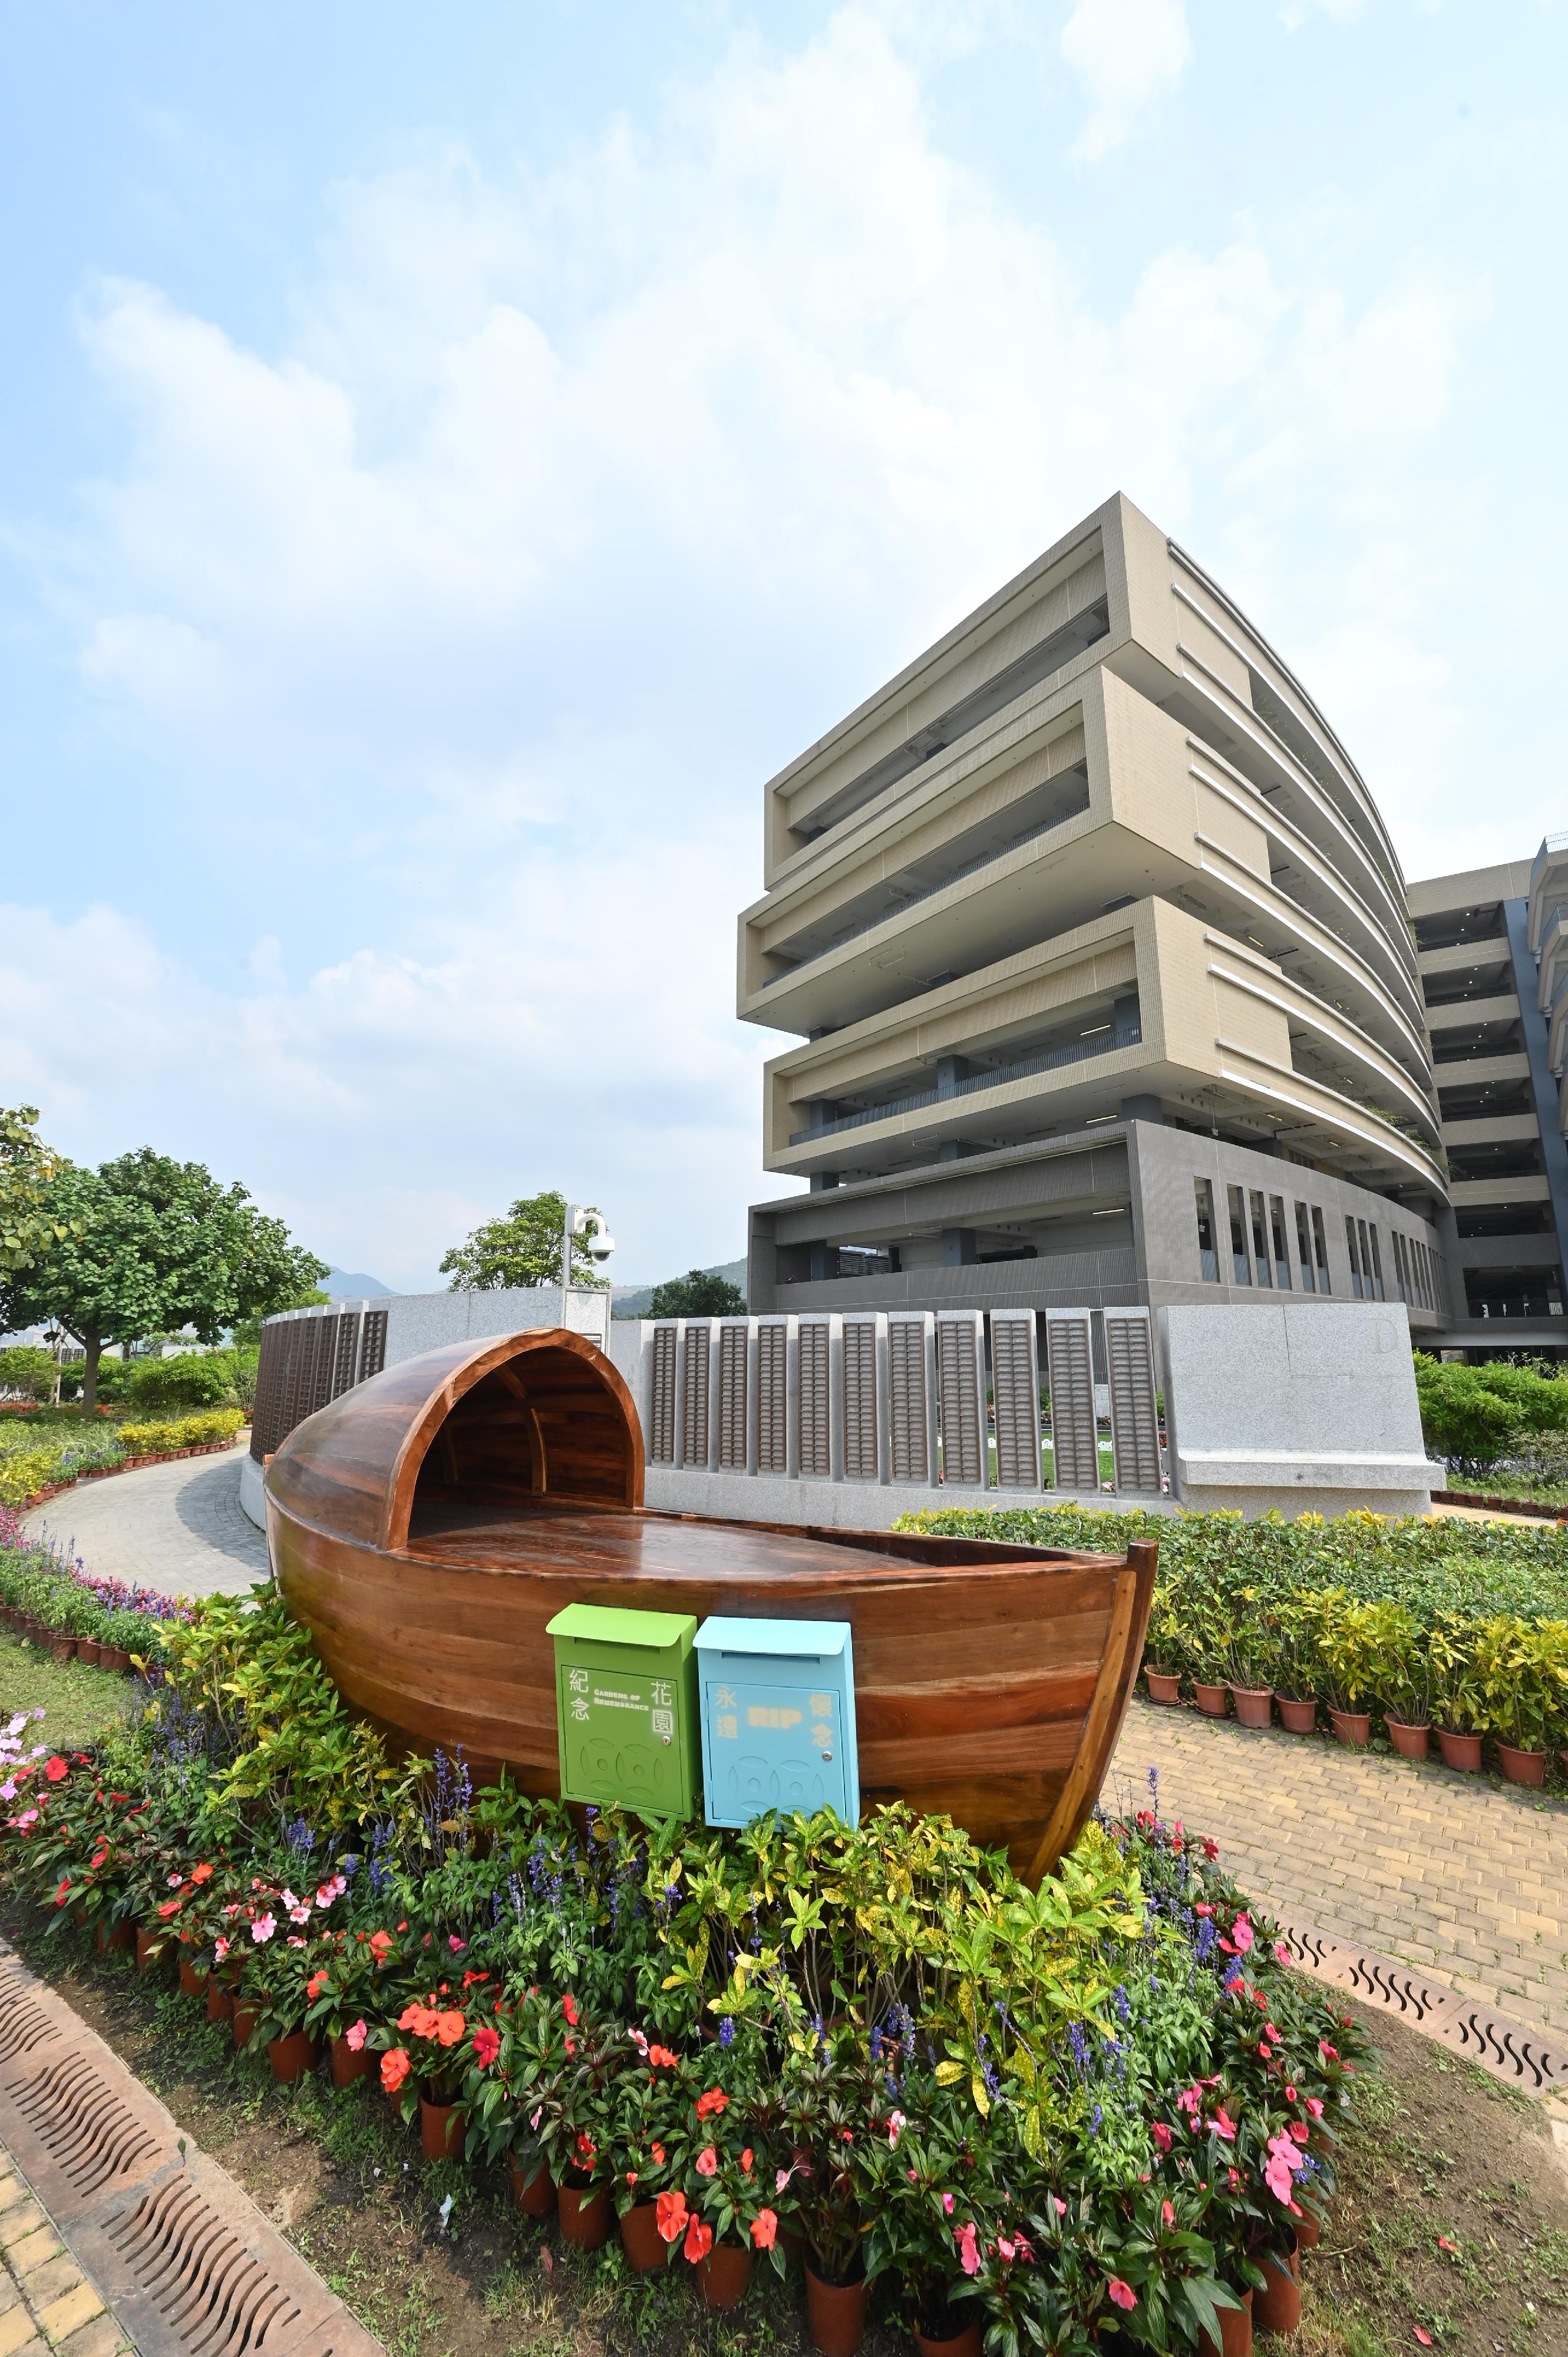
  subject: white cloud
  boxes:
[1059,0,1193,161]
[15,1,1493,1280]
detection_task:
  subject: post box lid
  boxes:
[695,1616,850,1659]
[547,1603,696,1649]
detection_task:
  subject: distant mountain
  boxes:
[323,1268,394,1298]
[611,1257,747,1319]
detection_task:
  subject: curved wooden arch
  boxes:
[263,1329,1155,1886]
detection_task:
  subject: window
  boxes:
[1227,1184,1252,1284]
[1194,1179,1220,1284]
[1295,1201,1316,1293]
[1360,1220,1384,1302]
[1345,1216,1364,1299]
[1311,1207,1331,1292]
[1249,1191,1273,1288]
[1392,1232,1410,1306]
[1269,1196,1291,1290]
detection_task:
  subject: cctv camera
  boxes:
[587,1232,616,1264]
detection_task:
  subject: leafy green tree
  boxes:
[0,1105,80,1277]
[126,1352,237,1414]
[229,1289,331,1351]
[646,1267,747,1319]
[0,1344,58,1404]
[439,1190,609,1292]
[2,1149,328,1415]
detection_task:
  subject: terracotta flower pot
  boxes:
[1438,1728,1483,1772]
[1294,2208,1322,2251]
[178,1955,209,2000]
[509,2155,556,2216]
[1230,1687,1273,1729]
[806,2262,866,2355]
[135,1926,167,1973]
[269,2029,320,2084]
[232,1997,262,2051]
[97,1918,132,1953]
[77,1640,103,1668]
[1497,1741,1547,1786]
[1193,1682,1229,1718]
[102,1648,131,1673]
[1253,2234,1300,2335]
[915,2321,982,2357]
[557,2183,610,2249]
[1329,1708,1371,1749]
[1277,1697,1318,1735]
[47,1635,75,1662]
[420,2097,464,2163]
[1198,2286,1252,2357]
[698,2239,752,2310]
[330,2034,371,2088]
[1146,1671,1182,1705]
[619,2202,669,2273]
[1385,1718,1429,1762]
[207,1974,235,2025]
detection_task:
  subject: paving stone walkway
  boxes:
[23,1444,267,1601]
[0,2151,127,2357]
[1109,1696,1568,2047]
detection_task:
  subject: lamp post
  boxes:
[560,1202,615,1337]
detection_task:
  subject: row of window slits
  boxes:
[643,1311,1163,1495]
[249,1309,388,1461]
[1191,1180,1442,1314]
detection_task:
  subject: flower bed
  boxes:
[897,1505,1568,1787]
[0,1507,189,1664]
[0,1586,1365,2352]
[0,1409,244,1509]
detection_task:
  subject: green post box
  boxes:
[546,1602,701,1818]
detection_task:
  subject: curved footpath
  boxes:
[22,1442,266,1600]
[21,1450,1568,2052]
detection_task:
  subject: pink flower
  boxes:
[1150,2122,1173,2153]
[955,2223,981,2277]
[345,2020,367,2051]
[1305,2097,1324,2120]
[213,1936,230,1962]
[695,2146,718,2177]
[1052,2196,1067,2218]
[941,2193,956,2216]
[887,2110,906,2147]
[251,1913,276,1943]
[288,1907,311,1926]
[1162,2200,1175,2227]
[1107,2279,1137,2312]
[1274,1939,1292,1965]
[1211,2109,1237,2142]
[448,1935,466,1953]
[1229,1914,1254,1953]
[1264,2154,1295,2201]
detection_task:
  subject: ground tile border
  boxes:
[0,1936,382,2357]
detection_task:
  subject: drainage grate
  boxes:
[8,2049,165,2198]
[0,1975,63,2069]
[108,2177,302,2356]
[1277,1917,1568,2098]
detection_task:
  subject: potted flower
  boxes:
[860,2085,988,2356]
[1187,1598,1232,1718]
[660,2028,782,2313]
[1226,1599,1280,1729]
[500,1988,618,2244]
[462,1987,559,2218]
[603,2028,694,2269]
[1272,1596,1325,1734]
[1316,1592,1390,1747]
[779,2022,886,2351]
[304,1923,391,2087]
[1471,1613,1568,1785]
[1374,1603,1429,1760]
[1143,1593,1186,1705]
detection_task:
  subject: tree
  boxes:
[439,1190,609,1292]
[0,1105,80,1277]
[2,1148,328,1415]
[646,1268,747,1319]
[0,1345,58,1404]
[230,1288,331,1351]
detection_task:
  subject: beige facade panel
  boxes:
[1407,859,1533,918]
[1448,1174,1552,1207]
[1425,992,1520,1033]
[1440,1114,1539,1146]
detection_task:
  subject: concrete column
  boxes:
[940,1228,978,1265]
[1113,993,1141,1048]
[936,1055,968,1098]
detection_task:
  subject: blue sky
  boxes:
[3,0,1565,1288]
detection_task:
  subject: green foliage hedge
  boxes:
[0,1408,243,1507]
[896,1506,1568,1758]
[0,1588,1366,2351]
[1413,1352,1568,1474]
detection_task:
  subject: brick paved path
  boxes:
[23,1444,267,1601]
[0,2150,128,2357]
[1108,1696,1568,2046]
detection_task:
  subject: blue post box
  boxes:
[694,1617,859,1830]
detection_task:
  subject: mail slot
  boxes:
[546,1602,700,1819]
[694,1616,859,1830]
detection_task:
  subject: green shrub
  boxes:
[126,1353,235,1414]
[0,1347,58,1404]
[118,1410,243,1456]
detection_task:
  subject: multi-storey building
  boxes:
[1405,845,1568,1347]
[739,493,1453,1337]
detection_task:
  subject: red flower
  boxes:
[472,2025,500,2068]
[695,2087,728,2119]
[435,2009,466,2047]
[684,2215,713,2264]
[741,2147,753,2174]
[44,1757,68,1783]
[1150,2122,1172,2153]
[1107,2278,1137,2312]
[575,2131,596,2164]
[381,2049,411,2093]
[369,1930,393,1958]
[157,1899,181,1919]
[751,2209,777,2250]
[191,1862,213,1883]
[651,2141,666,2165]
[563,1993,579,2026]
[656,2190,688,2243]
[648,2044,678,2069]
[53,1877,70,1906]
[400,2002,440,2037]
[306,1970,329,2000]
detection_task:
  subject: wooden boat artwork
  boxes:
[263,1328,1156,1887]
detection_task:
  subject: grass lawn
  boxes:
[0,1628,137,1749]
[0,1902,1562,2357]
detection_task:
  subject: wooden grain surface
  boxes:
[265,1330,1156,1883]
